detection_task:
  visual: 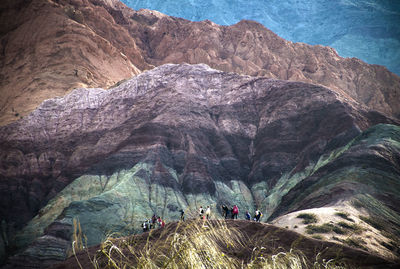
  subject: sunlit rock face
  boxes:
[123,0,400,76]
[1,64,399,266]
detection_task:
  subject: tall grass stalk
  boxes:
[73,219,348,269]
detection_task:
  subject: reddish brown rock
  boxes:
[1,0,400,126]
[0,0,148,125]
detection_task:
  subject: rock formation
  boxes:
[1,64,399,266]
[1,0,400,266]
[123,0,400,77]
[0,0,148,126]
[1,0,400,127]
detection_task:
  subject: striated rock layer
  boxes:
[0,0,148,126]
[1,64,399,266]
[123,0,400,76]
[1,0,400,126]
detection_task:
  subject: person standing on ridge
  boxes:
[255,209,262,222]
[199,206,204,219]
[221,205,229,219]
[232,205,239,219]
[245,211,251,220]
[142,220,148,232]
[205,206,211,220]
[179,209,185,221]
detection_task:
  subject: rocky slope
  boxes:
[271,124,400,259]
[0,0,148,126]
[1,0,400,126]
[1,64,399,266]
[124,0,400,76]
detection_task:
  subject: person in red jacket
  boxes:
[232,205,239,219]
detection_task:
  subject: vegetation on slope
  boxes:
[57,219,397,269]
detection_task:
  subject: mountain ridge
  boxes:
[1,63,399,265]
[1,0,400,266]
[1,0,400,127]
[122,0,400,76]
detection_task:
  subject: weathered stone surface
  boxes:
[0,0,147,126]
[1,64,399,265]
[269,124,400,259]
[123,0,400,77]
[5,234,70,269]
[1,0,400,127]
[271,124,400,218]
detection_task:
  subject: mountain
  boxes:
[0,0,147,126]
[1,64,399,266]
[1,0,400,127]
[123,0,400,76]
[1,0,400,267]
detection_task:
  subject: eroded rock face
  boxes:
[123,0,400,77]
[0,64,399,265]
[128,14,400,118]
[1,0,400,127]
[272,124,400,218]
[0,0,147,125]
[270,124,400,260]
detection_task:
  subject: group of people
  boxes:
[142,214,165,232]
[198,205,212,219]
[222,204,263,222]
[221,204,239,219]
[246,209,263,222]
[142,206,264,232]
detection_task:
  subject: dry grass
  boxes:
[305,223,347,235]
[296,213,318,224]
[334,212,354,222]
[359,215,385,231]
[337,222,363,234]
[72,219,349,269]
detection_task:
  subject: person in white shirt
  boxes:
[205,206,211,220]
[199,206,204,219]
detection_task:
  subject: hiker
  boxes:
[161,219,165,228]
[147,219,152,230]
[245,211,251,220]
[205,206,211,220]
[157,216,162,228]
[199,206,204,219]
[142,220,148,232]
[255,209,262,222]
[221,205,229,219]
[151,214,157,227]
[232,205,239,219]
[179,209,185,221]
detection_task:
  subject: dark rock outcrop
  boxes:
[1,0,400,126]
[0,64,399,265]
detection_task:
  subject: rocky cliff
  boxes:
[1,0,400,127]
[0,0,148,126]
[124,0,400,76]
[1,64,399,266]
